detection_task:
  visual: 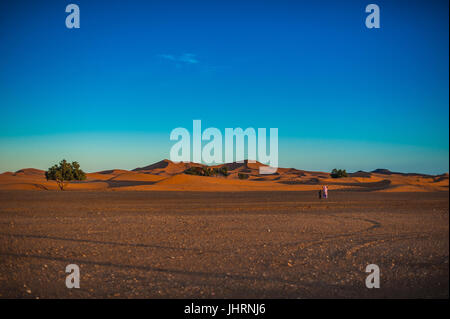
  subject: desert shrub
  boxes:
[203,167,212,176]
[219,166,228,177]
[184,166,228,177]
[45,159,86,190]
[184,167,204,176]
[330,168,348,178]
[238,173,250,180]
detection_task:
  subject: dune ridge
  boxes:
[0,159,447,192]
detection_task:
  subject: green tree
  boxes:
[330,168,348,178]
[45,159,86,190]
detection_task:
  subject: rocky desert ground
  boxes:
[0,190,448,298]
[0,160,448,298]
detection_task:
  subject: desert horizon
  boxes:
[1,158,447,298]
[0,159,448,192]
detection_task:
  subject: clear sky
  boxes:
[0,0,448,174]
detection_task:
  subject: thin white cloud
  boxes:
[157,53,199,64]
[158,54,176,61]
[178,53,198,64]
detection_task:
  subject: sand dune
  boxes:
[0,160,447,192]
[108,172,165,182]
[133,159,203,176]
[13,168,45,176]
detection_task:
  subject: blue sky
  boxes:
[0,0,448,173]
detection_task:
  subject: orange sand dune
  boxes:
[133,159,203,176]
[109,172,165,182]
[13,168,45,176]
[116,174,328,191]
[0,160,447,192]
[86,169,131,181]
[86,173,116,181]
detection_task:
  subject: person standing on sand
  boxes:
[322,185,328,199]
[318,189,322,199]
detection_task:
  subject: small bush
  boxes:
[184,166,228,177]
[184,167,204,176]
[330,168,348,178]
[219,166,228,177]
[238,173,250,180]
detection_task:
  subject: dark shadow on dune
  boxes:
[278,179,392,191]
[96,170,118,175]
[349,171,372,178]
[372,168,433,177]
[71,180,158,188]
[278,178,320,185]
[331,179,392,191]
[103,180,158,188]
[433,175,450,183]
[133,159,170,171]
[32,183,48,190]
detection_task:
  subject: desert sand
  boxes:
[0,190,447,298]
[0,160,448,298]
[0,159,448,192]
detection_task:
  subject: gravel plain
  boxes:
[0,190,448,298]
